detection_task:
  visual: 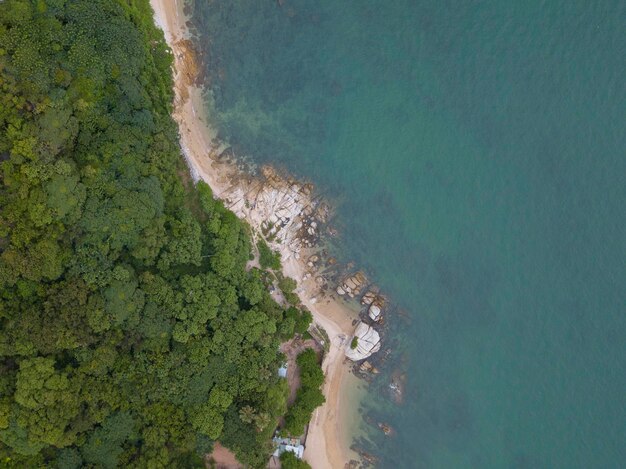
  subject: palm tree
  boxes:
[239,405,256,424]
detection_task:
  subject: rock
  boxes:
[340,272,367,295]
[361,291,377,305]
[368,304,382,322]
[336,286,346,296]
[345,322,381,361]
[359,361,373,373]
[378,422,393,436]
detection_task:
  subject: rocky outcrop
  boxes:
[221,167,325,261]
[345,321,381,361]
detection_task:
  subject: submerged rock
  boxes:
[345,321,381,361]
[378,422,393,436]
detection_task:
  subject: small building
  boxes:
[272,436,304,459]
[272,444,304,460]
[278,364,288,378]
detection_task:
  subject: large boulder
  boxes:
[368,304,382,322]
[345,322,381,361]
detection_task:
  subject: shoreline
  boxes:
[149,1,362,467]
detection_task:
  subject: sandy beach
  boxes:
[150,1,360,467]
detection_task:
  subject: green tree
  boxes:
[0,0,300,465]
[81,412,135,469]
[283,350,325,435]
[280,451,312,469]
[9,358,81,449]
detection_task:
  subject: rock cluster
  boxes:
[215,166,388,363]
[335,272,367,298]
[359,360,379,374]
[345,321,381,361]
[306,254,319,268]
[361,290,385,322]
[222,167,322,261]
[360,290,376,305]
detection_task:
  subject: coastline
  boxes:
[149,1,361,466]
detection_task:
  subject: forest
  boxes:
[0,0,318,467]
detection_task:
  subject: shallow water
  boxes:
[186,0,626,467]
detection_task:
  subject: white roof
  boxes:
[284,444,305,459]
[272,443,305,459]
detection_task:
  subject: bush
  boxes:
[257,239,281,270]
[351,337,358,349]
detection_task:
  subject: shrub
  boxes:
[257,239,281,270]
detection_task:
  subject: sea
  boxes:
[185,1,626,467]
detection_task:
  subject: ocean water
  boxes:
[185,1,626,467]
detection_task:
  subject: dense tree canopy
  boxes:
[0,0,296,466]
[283,349,325,436]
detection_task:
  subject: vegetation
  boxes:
[277,273,299,306]
[284,306,313,335]
[351,337,359,349]
[280,450,312,469]
[283,349,325,436]
[257,238,281,270]
[0,1,295,466]
[308,323,330,353]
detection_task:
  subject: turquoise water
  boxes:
[186,1,626,467]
